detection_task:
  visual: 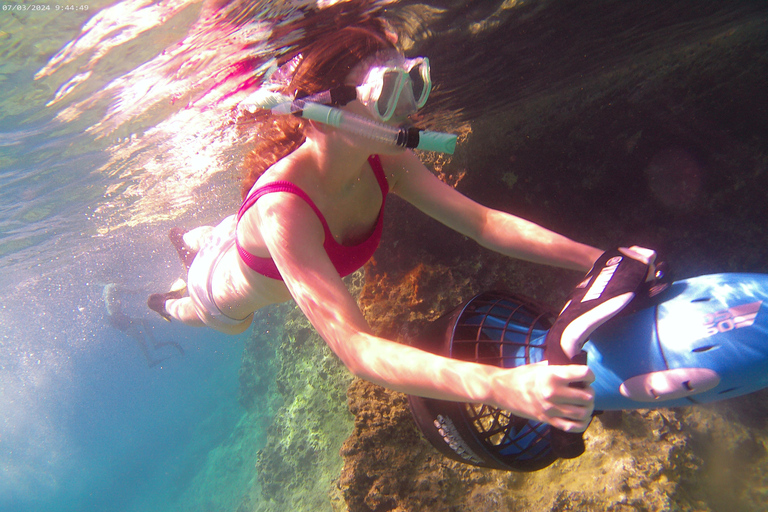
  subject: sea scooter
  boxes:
[408,272,768,471]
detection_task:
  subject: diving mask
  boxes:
[357,56,431,122]
[302,56,431,122]
[241,55,454,154]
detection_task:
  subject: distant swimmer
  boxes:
[103,283,184,367]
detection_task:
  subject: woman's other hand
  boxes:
[491,361,596,433]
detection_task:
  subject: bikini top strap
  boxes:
[367,154,389,196]
[238,156,387,225]
[237,180,333,237]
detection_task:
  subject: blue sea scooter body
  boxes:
[408,273,768,471]
[586,273,768,410]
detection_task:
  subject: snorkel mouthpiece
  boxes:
[416,129,458,154]
[244,93,457,155]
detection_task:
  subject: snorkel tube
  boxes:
[242,91,457,155]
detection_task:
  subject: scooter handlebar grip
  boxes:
[546,349,587,459]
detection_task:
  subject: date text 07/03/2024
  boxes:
[2,3,90,11]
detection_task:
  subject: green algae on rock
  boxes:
[245,279,362,512]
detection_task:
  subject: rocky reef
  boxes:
[339,379,768,511]
[251,310,353,512]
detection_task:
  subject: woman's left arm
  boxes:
[385,151,602,272]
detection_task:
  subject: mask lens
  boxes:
[377,70,401,118]
[409,65,426,102]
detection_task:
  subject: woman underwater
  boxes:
[148,24,604,434]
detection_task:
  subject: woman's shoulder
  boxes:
[249,151,308,192]
[258,153,297,181]
[377,150,429,190]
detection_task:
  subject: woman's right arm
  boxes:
[252,191,596,432]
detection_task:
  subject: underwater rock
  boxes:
[238,304,292,413]
[339,371,711,511]
[675,398,768,510]
[252,305,354,512]
[643,148,704,213]
[340,246,708,511]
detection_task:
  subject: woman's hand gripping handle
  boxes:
[544,246,657,459]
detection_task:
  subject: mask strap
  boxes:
[329,85,357,106]
[297,85,357,107]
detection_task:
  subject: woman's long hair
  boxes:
[240,24,395,198]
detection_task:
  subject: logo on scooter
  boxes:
[582,257,622,302]
[702,301,762,337]
[433,414,484,464]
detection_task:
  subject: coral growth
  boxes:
[249,305,354,512]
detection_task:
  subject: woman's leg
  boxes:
[147,279,188,322]
[165,295,252,334]
[169,226,214,272]
[153,216,239,328]
[183,226,214,252]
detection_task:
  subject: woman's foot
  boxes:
[147,287,185,322]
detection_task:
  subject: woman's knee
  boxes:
[167,297,206,327]
[184,226,215,252]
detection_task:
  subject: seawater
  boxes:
[0,1,258,511]
[0,114,250,510]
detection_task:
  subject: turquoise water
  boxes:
[2,0,348,509]
[1,1,259,511]
[3,1,768,511]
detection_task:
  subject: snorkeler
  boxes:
[103,283,184,367]
[147,24,628,434]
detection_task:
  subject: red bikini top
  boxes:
[236,155,388,280]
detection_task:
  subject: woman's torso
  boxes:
[210,148,389,318]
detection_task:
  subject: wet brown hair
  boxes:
[240,25,395,198]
